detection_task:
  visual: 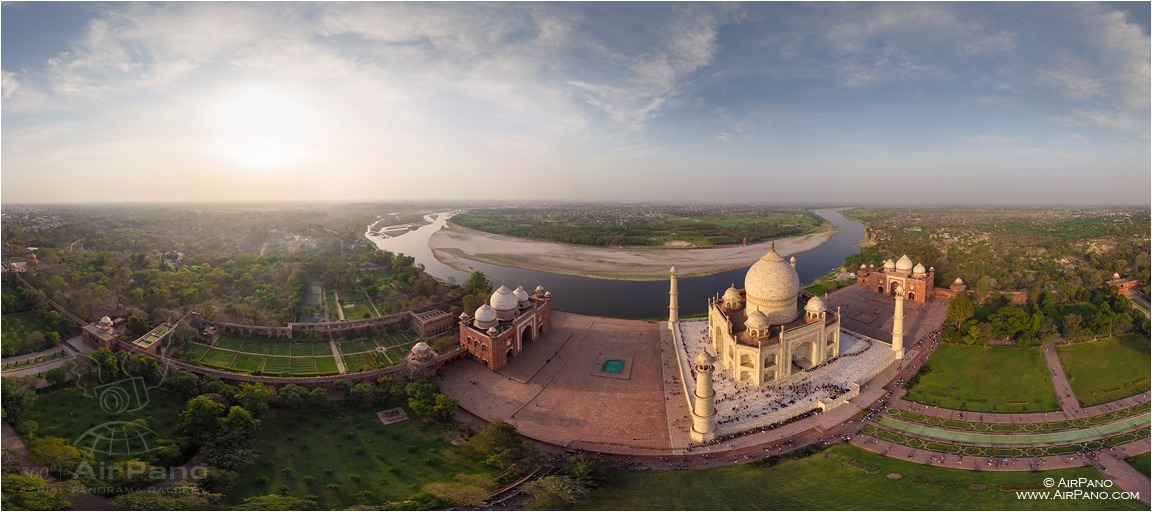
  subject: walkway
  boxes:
[1043,341,1082,415]
[330,335,347,374]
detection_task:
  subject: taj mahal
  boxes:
[670,244,908,443]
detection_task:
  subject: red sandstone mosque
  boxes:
[458,284,552,370]
[855,254,935,302]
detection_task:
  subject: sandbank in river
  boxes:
[429,221,838,281]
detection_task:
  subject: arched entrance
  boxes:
[505,348,514,361]
[521,325,533,344]
[908,292,915,301]
[792,341,817,371]
[890,282,900,295]
[877,285,884,294]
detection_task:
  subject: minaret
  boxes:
[690,351,717,442]
[892,284,905,360]
[668,265,679,330]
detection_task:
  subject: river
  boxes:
[366,208,865,318]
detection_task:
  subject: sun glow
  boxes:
[207,84,320,171]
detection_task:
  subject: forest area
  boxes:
[1,204,458,334]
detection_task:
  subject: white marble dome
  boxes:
[474,304,497,323]
[98,316,113,327]
[722,284,742,304]
[953,277,964,284]
[694,351,714,367]
[411,341,431,354]
[883,259,896,270]
[745,310,771,331]
[805,296,826,314]
[744,246,800,324]
[896,255,914,272]
[535,285,545,293]
[490,285,518,311]
[514,285,530,304]
[913,263,926,275]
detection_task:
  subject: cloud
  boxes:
[1,71,18,100]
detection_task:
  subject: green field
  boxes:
[336,289,376,320]
[23,387,184,464]
[1127,452,1151,478]
[1056,334,1151,407]
[223,408,498,510]
[904,344,1059,413]
[580,444,1143,510]
[179,336,339,376]
[453,208,825,247]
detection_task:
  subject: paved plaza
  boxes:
[438,312,673,454]
[824,283,947,345]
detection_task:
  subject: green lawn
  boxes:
[581,443,1143,510]
[1056,334,1151,407]
[223,408,497,510]
[904,344,1059,413]
[22,387,185,464]
[178,337,338,376]
[1126,452,1151,478]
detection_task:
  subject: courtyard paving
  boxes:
[438,312,673,454]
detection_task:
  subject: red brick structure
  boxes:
[856,254,935,302]
[1106,273,1141,294]
[81,316,118,349]
[410,309,455,338]
[458,284,552,370]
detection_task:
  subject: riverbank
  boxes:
[429,220,838,281]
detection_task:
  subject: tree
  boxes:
[89,347,122,383]
[945,293,974,330]
[44,367,69,387]
[1,376,39,421]
[521,475,589,509]
[235,383,275,416]
[219,406,261,445]
[974,275,993,303]
[307,387,329,407]
[235,494,319,510]
[126,315,151,339]
[178,395,226,446]
[101,459,162,490]
[431,394,460,421]
[165,370,202,399]
[28,436,94,479]
[405,378,441,417]
[23,331,47,352]
[469,420,533,469]
[1062,313,1084,342]
[1,471,72,510]
[110,481,220,510]
[276,384,307,409]
[565,453,609,487]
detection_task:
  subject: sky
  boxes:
[2,2,1149,206]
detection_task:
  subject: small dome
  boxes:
[459,312,469,319]
[1113,272,1121,279]
[883,259,896,270]
[913,263,926,275]
[895,255,914,272]
[805,296,826,314]
[694,351,714,366]
[490,285,518,311]
[535,285,545,293]
[544,291,551,297]
[722,284,742,303]
[487,326,498,335]
[953,277,964,284]
[745,310,770,331]
[514,285,530,303]
[98,316,113,327]
[411,342,431,354]
[474,304,497,322]
[860,264,867,269]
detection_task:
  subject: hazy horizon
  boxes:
[3,2,1150,206]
